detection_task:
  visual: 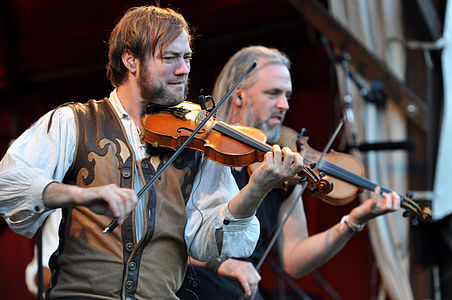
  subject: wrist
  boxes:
[43,182,73,208]
[205,257,223,274]
[248,177,271,198]
[340,214,365,232]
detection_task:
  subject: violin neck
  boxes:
[213,121,271,153]
[317,160,402,199]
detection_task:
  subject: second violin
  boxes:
[277,126,432,223]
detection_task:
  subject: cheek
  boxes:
[249,98,268,119]
[261,101,275,117]
[165,65,176,75]
[149,62,172,79]
[255,105,270,122]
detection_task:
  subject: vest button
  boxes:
[126,280,134,289]
[122,168,131,178]
[128,261,137,271]
[125,242,134,252]
[141,161,149,169]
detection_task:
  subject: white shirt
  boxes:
[0,90,259,261]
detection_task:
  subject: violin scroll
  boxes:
[299,165,334,196]
[401,196,432,223]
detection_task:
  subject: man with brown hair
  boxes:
[0,7,304,299]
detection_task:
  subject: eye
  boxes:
[286,93,292,101]
[183,55,192,63]
[266,90,280,98]
[163,56,176,62]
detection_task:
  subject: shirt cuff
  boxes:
[218,204,260,259]
[219,203,255,226]
[31,177,56,213]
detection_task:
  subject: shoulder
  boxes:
[50,98,111,123]
[43,103,77,133]
[64,98,110,113]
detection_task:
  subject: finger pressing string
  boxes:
[386,195,393,209]
[373,186,381,203]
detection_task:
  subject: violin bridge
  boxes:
[195,110,207,125]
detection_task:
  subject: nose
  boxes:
[277,95,289,112]
[175,59,190,76]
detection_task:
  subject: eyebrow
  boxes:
[161,50,192,56]
[266,88,292,93]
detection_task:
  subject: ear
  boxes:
[121,50,137,73]
[233,89,244,107]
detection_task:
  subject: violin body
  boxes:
[142,101,267,166]
[277,126,364,206]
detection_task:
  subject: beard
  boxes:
[255,120,282,144]
[242,99,283,144]
[138,69,188,106]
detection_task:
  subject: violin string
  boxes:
[213,121,270,153]
[318,160,377,190]
[318,159,420,215]
[319,161,403,197]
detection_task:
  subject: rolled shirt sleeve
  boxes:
[185,158,260,261]
[0,107,76,238]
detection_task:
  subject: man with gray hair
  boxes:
[177,46,400,299]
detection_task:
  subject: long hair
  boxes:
[106,5,192,87]
[213,46,291,121]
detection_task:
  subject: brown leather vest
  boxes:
[47,99,202,299]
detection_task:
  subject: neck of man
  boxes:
[117,83,147,130]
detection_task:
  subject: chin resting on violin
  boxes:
[0,7,304,299]
[176,46,401,300]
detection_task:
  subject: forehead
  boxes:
[254,63,292,90]
[159,30,191,54]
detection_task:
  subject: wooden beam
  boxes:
[286,0,428,132]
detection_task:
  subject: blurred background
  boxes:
[0,0,449,299]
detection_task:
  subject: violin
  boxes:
[141,101,333,196]
[277,125,432,223]
[277,126,364,206]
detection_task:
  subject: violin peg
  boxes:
[298,128,306,138]
[421,207,433,222]
[310,187,319,195]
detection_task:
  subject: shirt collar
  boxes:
[108,89,129,119]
